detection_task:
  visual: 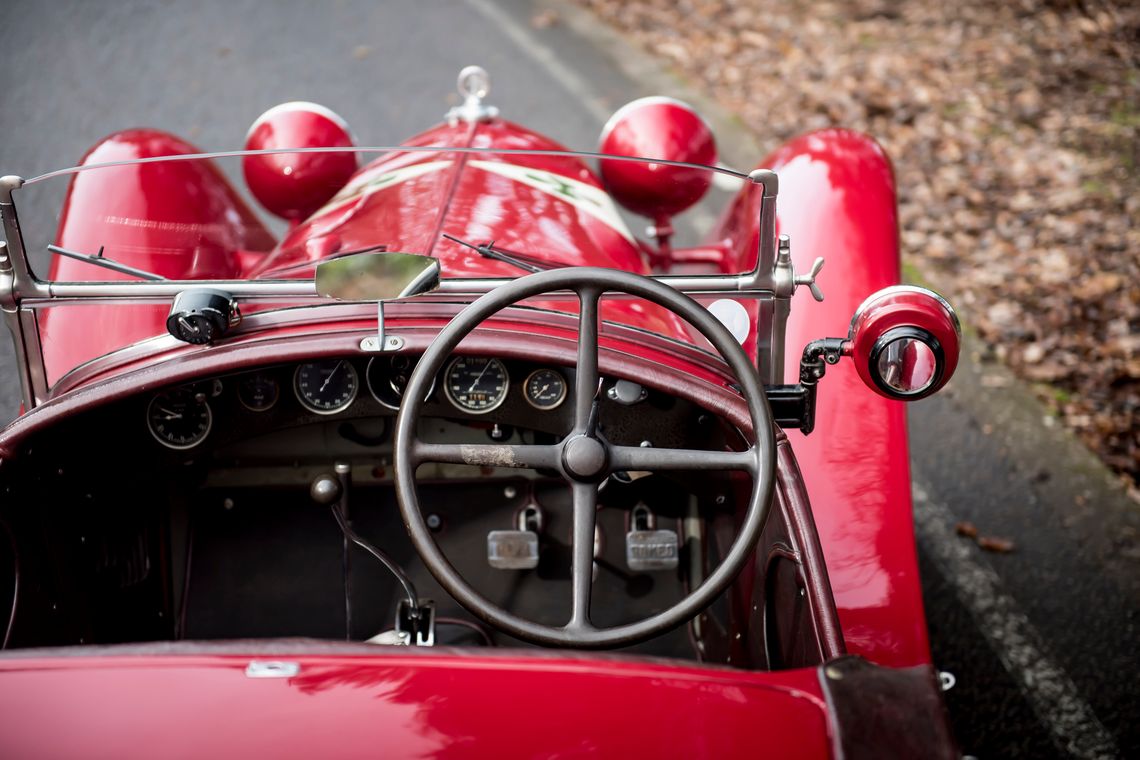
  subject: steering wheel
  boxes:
[393,267,776,648]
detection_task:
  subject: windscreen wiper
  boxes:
[441,233,546,274]
[48,244,166,281]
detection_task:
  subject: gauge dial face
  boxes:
[524,368,567,410]
[238,372,279,412]
[147,388,212,450]
[367,354,435,409]
[445,356,509,414]
[294,360,359,414]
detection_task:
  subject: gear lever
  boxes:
[311,464,432,644]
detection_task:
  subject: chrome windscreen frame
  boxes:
[0,158,816,411]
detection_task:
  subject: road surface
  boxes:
[1,1,1135,756]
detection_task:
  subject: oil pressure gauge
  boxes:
[524,368,567,410]
[147,388,212,450]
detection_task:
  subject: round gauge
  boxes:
[367,354,436,409]
[147,388,212,450]
[294,360,359,414]
[524,368,567,410]
[444,356,509,414]
[238,371,279,412]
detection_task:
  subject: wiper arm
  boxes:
[441,233,544,274]
[48,244,166,281]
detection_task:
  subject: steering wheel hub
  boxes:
[562,435,608,481]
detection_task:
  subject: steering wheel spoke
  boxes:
[412,442,560,470]
[567,480,599,630]
[573,287,601,432]
[608,445,757,474]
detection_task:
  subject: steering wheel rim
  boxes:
[394,267,776,648]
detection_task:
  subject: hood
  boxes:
[253,120,650,281]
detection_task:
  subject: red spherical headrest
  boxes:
[243,102,358,220]
[598,97,717,219]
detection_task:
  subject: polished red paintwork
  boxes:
[40,129,275,386]
[243,102,358,220]
[713,129,931,667]
[0,653,831,758]
[849,287,961,398]
[597,97,716,219]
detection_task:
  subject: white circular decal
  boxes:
[707,299,750,344]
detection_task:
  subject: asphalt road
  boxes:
[1,1,1136,757]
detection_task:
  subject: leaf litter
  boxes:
[577,0,1140,495]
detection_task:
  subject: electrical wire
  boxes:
[435,616,495,647]
[1,518,19,649]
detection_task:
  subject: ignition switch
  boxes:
[166,289,240,345]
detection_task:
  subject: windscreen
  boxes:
[8,146,756,385]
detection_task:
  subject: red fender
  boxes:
[40,130,275,386]
[714,129,929,667]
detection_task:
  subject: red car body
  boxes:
[0,80,955,757]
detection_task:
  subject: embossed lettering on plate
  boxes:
[626,529,680,572]
[487,529,539,569]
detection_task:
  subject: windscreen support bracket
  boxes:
[0,175,49,410]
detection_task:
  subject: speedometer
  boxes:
[294,360,359,414]
[444,356,509,413]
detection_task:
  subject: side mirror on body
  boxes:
[848,286,961,401]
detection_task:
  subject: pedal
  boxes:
[487,505,541,569]
[626,503,679,572]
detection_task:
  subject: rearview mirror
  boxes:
[316,252,441,301]
[848,286,960,401]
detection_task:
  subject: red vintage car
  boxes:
[0,67,961,757]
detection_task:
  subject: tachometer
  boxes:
[294,360,359,414]
[238,371,279,412]
[147,388,212,450]
[444,356,509,413]
[524,368,567,410]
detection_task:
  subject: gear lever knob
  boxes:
[310,474,342,506]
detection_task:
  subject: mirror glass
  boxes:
[316,252,440,301]
[875,336,937,394]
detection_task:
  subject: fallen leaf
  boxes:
[977,536,1016,553]
[956,521,979,538]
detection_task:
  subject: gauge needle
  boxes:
[537,384,550,396]
[156,406,182,420]
[320,361,344,393]
[467,361,493,393]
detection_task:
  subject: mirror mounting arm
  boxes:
[800,337,852,385]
